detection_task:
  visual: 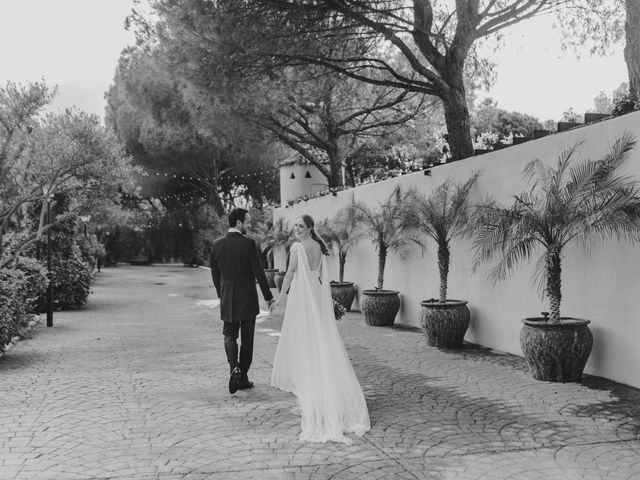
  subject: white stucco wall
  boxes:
[274,111,640,388]
[279,163,329,207]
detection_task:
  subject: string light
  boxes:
[143,167,277,184]
[127,167,276,203]
[121,190,208,202]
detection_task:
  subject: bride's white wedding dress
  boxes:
[271,242,371,444]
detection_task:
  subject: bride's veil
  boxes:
[279,242,369,443]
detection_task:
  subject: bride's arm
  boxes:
[275,244,298,304]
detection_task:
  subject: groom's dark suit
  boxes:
[210,231,273,383]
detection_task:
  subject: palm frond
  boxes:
[577,190,640,245]
[487,235,539,287]
[531,254,549,299]
[522,158,550,193]
[565,158,600,206]
[472,203,521,272]
[594,132,636,183]
[318,205,363,255]
[354,186,425,257]
[406,173,479,248]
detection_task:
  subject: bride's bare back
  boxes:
[300,239,322,271]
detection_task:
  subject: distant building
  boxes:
[279,158,329,207]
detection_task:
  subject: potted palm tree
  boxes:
[404,173,479,347]
[317,205,362,311]
[354,187,423,326]
[473,133,640,382]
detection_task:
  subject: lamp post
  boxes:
[79,215,91,238]
[46,198,53,327]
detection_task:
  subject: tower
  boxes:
[279,158,329,206]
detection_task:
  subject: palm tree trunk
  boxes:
[377,245,387,290]
[546,250,562,322]
[438,242,450,303]
[339,251,346,283]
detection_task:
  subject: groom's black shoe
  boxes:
[237,379,254,390]
[229,367,242,394]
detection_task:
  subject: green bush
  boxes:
[14,256,48,314]
[181,204,226,266]
[0,268,29,351]
[188,227,219,266]
[612,92,640,117]
[35,208,94,311]
[43,244,93,310]
[77,235,105,269]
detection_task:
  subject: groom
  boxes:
[210,208,274,394]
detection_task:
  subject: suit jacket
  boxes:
[209,232,273,323]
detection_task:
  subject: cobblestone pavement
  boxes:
[1,265,640,480]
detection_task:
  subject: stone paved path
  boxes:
[1,265,640,479]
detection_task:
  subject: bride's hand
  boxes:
[269,298,279,312]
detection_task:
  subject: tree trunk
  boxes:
[377,244,387,290]
[546,249,562,322]
[326,167,342,188]
[339,251,346,282]
[345,158,356,187]
[326,143,344,188]
[438,242,450,303]
[625,0,640,99]
[206,185,225,217]
[440,69,474,161]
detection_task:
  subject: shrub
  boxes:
[188,227,218,266]
[612,92,640,117]
[45,245,93,310]
[13,256,48,314]
[36,213,94,310]
[77,235,105,269]
[0,268,28,351]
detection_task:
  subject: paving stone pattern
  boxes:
[1,265,639,479]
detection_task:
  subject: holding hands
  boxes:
[269,296,284,313]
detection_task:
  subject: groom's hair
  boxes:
[228,208,248,228]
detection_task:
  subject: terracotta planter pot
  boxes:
[419,299,470,348]
[330,282,356,311]
[360,289,400,326]
[274,271,286,292]
[264,269,278,288]
[520,317,593,382]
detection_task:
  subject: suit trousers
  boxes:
[223,317,256,379]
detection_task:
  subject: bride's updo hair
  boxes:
[300,215,329,256]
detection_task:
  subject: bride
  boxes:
[270,214,370,444]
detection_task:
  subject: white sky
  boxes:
[0,0,136,121]
[0,1,629,123]
[482,13,628,121]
